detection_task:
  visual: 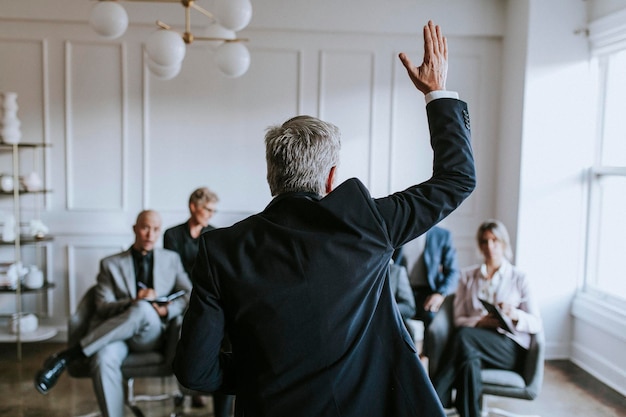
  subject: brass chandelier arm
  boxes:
[189,2,216,21]
[185,3,191,34]
[156,20,172,30]
[121,0,180,3]
[155,21,248,44]
[194,37,249,43]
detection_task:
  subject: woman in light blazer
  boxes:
[431,219,542,417]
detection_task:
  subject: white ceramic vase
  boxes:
[0,92,22,144]
[24,266,44,289]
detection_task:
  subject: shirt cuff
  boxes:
[425,90,459,104]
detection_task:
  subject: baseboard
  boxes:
[570,341,626,397]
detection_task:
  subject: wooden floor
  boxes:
[0,342,624,417]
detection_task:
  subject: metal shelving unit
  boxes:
[0,142,55,360]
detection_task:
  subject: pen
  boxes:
[137,282,148,289]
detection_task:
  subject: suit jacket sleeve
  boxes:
[374,99,475,248]
[164,250,193,321]
[174,237,228,393]
[94,257,133,318]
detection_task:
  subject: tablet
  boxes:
[479,298,515,333]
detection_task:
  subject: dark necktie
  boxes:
[138,255,150,288]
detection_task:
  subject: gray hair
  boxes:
[265,115,341,196]
[189,187,219,206]
[476,219,514,261]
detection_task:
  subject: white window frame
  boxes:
[583,10,626,308]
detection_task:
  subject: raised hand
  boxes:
[398,20,448,95]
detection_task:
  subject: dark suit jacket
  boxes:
[174,98,475,417]
[423,226,460,296]
[164,221,215,277]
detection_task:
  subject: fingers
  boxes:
[424,21,444,61]
[398,20,448,95]
[398,52,412,71]
[423,21,434,63]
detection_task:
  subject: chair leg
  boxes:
[127,377,170,403]
[125,377,184,417]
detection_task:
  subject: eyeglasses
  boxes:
[202,206,217,214]
[479,238,501,245]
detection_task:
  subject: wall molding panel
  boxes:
[66,242,127,313]
[0,14,503,345]
[64,40,127,212]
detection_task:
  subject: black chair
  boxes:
[426,294,544,417]
[67,286,184,417]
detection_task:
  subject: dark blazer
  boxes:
[174,98,475,417]
[423,226,460,296]
[163,221,215,277]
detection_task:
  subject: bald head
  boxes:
[132,210,162,254]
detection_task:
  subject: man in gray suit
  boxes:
[35,210,192,417]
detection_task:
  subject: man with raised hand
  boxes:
[175,21,475,417]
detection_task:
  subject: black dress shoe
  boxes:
[34,353,70,394]
[191,394,207,408]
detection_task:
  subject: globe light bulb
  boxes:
[214,0,253,32]
[89,1,129,39]
[145,29,187,67]
[216,42,250,78]
[147,58,182,80]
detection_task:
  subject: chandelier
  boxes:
[89,0,253,79]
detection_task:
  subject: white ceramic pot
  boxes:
[0,174,13,192]
[9,312,39,334]
[22,172,42,192]
[24,266,44,289]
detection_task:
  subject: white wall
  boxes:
[0,0,503,329]
[509,0,626,395]
[514,0,594,358]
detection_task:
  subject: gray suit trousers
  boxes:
[82,301,164,417]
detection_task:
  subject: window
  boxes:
[585,48,626,304]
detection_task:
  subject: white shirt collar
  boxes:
[478,260,510,303]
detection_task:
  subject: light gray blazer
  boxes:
[92,247,192,323]
[453,261,542,349]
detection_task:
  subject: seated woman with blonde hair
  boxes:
[431,219,542,417]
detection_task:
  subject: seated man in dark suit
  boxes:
[34,210,192,417]
[406,226,459,356]
[174,21,475,417]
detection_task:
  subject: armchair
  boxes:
[426,294,544,417]
[67,286,183,417]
